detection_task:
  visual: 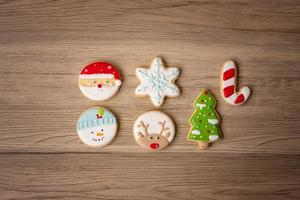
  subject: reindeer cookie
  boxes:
[133,111,175,151]
[77,107,118,147]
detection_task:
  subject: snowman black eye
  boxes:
[91,131,94,134]
[101,129,104,132]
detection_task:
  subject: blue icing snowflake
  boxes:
[135,57,180,107]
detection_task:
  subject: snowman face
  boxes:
[79,84,120,101]
[78,124,117,147]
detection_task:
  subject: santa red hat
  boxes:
[80,62,121,86]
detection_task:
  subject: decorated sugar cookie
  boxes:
[133,111,175,151]
[220,60,251,105]
[77,107,118,147]
[135,57,180,107]
[187,89,222,149]
[79,62,122,101]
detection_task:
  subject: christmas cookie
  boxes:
[133,111,175,151]
[77,107,118,147]
[135,57,180,107]
[220,60,251,105]
[79,62,122,101]
[187,89,222,149]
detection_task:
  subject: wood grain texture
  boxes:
[0,0,299,199]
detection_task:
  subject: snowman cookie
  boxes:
[79,62,122,101]
[77,107,118,147]
[133,111,175,151]
[135,57,180,107]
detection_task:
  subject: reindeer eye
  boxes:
[156,136,160,140]
[149,136,153,140]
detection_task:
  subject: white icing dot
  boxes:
[191,130,201,135]
[108,65,112,69]
[208,119,219,125]
[209,135,219,141]
[84,69,88,72]
[209,97,211,100]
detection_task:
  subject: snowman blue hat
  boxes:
[77,107,116,131]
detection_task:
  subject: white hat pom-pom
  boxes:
[115,79,121,86]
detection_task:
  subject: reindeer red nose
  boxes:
[150,143,159,149]
[97,84,102,88]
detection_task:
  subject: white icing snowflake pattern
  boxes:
[135,57,180,107]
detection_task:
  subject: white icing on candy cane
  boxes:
[220,61,251,105]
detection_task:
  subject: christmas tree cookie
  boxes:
[187,89,222,149]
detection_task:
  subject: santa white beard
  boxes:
[79,85,120,101]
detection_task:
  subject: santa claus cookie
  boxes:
[135,57,180,107]
[220,60,251,105]
[79,62,122,101]
[133,111,175,151]
[77,107,118,147]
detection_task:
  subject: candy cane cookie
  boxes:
[220,60,251,106]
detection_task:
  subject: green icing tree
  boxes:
[188,89,222,149]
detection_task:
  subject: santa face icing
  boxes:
[79,62,122,101]
[133,111,175,151]
[77,107,118,147]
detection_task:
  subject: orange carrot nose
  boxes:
[96,132,104,137]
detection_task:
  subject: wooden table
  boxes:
[0,1,299,199]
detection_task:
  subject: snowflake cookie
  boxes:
[135,57,180,107]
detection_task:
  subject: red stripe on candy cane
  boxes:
[234,94,245,104]
[223,86,234,98]
[223,69,235,81]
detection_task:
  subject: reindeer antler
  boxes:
[137,120,149,136]
[158,121,170,135]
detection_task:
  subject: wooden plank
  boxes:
[0,153,299,200]
[0,0,299,199]
[0,0,299,153]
